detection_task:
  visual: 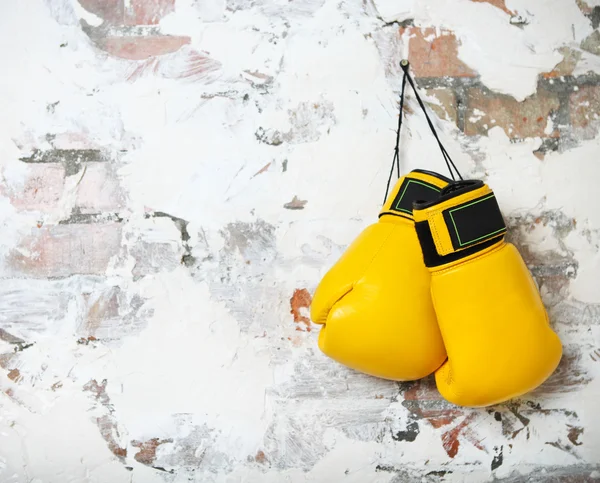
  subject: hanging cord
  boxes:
[383,69,408,204]
[400,60,462,181]
[383,59,463,204]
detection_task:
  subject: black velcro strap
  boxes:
[415,221,502,268]
[442,193,506,250]
[389,178,441,215]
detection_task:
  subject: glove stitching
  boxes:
[430,208,445,256]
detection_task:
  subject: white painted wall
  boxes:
[0,0,599,481]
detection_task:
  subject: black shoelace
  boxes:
[383,60,463,204]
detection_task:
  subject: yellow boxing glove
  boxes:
[413,180,562,406]
[311,170,451,380]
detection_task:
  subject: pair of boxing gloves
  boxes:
[311,169,562,407]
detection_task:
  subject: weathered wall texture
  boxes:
[1,0,600,481]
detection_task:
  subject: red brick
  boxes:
[426,87,458,124]
[570,85,600,139]
[543,47,581,79]
[402,378,464,429]
[441,413,483,458]
[9,223,122,278]
[290,288,312,329]
[100,35,190,60]
[7,368,21,382]
[96,415,127,459]
[132,438,173,466]
[402,27,476,78]
[465,87,559,138]
[7,164,65,213]
[78,0,124,25]
[125,0,175,25]
[470,0,514,15]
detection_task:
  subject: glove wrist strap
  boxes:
[413,181,507,267]
[379,169,452,220]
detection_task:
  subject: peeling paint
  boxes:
[283,196,308,210]
[290,288,312,328]
[1,0,599,481]
[131,438,173,466]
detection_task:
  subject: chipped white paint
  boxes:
[1,0,600,482]
[378,0,593,100]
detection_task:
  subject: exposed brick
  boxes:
[131,438,173,466]
[8,164,65,213]
[75,163,123,214]
[401,378,463,429]
[255,450,268,464]
[7,368,21,382]
[83,378,110,406]
[470,0,514,15]
[581,30,600,56]
[283,196,307,210]
[96,415,127,459]
[78,0,124,25]
[401,27,476,78]
[570,85,600,139]
[125,0,175,25]
[465,87,560,138]
[426,87,458,124]
[290,288,312,329]
[543,47,582,79]
[576,0,594,15]
[100,35,190,60]
[9,223,122,278]
[441,413,483,458]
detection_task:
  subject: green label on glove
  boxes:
[444,194,507,249]
[391,179,441,215]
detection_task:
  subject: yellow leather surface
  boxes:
[416,193,563,406]
[310,171,448,380]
